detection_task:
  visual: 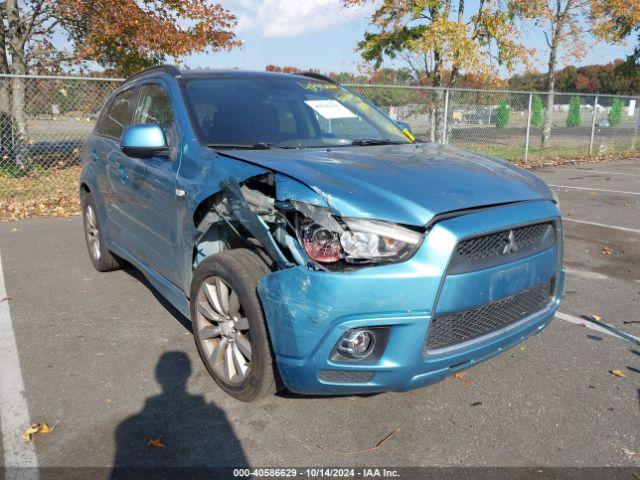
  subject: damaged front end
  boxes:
[191,169,562,396]
[193,172,425,274]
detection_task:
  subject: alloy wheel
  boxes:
[84,205,101,260]
[195,276,252,385]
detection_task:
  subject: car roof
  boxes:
[122,65,335,86]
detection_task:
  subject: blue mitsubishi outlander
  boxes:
[80,65,564,401]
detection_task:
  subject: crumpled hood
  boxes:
[220,143,553,226]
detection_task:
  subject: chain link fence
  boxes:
[1,74,639,220]
[351,85,640,163]
[0,74,121,219]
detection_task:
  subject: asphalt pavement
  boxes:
[0,159,639,474]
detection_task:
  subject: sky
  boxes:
[184,0,636,77]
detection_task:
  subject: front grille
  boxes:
[318,370,374,383]
[448,222,555,274]
[424,279,554,353]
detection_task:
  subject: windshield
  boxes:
[181,76,412,148]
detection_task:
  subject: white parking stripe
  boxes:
[0,249,39,471]
[553,167,640,177]
[562,217,640,234]
[549,184,640,196]
[555,311,640,345]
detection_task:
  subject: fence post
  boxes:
[441,89,449,144]
[524,92,532,164]
[589,95,598,156]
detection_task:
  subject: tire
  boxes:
[81,192,123,272]
[190,249,279,401]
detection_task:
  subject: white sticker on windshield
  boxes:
[305,100,357,119]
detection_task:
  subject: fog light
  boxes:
[337,329,376,358]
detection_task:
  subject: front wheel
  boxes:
[190,249,279,401]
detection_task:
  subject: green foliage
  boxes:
[566,96,582,127]
[531,95,543,127]
[608,98,623,126]
[495,100,510,128]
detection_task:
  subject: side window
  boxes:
[97,88,135,139]
[132,84,175,140]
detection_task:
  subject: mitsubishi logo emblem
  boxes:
[502,230,518,255]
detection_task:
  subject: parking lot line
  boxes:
[562,217,640,234]
[0,249,39,471]
[549,185,640,196]
[555,311,640,345]
[553,167,640,177]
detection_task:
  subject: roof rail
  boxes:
[298,72,338,84]
[123,64,181,84]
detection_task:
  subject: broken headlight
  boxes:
[293,203,422,266]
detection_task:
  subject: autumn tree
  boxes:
[344,0,531,86]
[0,0,69,168]
[58,0,239,76]
[0,0,238,170]
[531,0,640,147]
[508,61,640,96]
[343,0,532,141]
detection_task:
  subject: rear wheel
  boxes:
[81,193,122,272]
[190,249,279,401]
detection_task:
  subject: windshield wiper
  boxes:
[349,139,406,146]
[207,142,271,150]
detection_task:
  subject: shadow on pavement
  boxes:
[109,351,248,479]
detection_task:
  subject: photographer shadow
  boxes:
[110,351,248,479]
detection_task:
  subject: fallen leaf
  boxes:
[470,401,483,407]
[601,246,613,256]
[1,296,11,302]
[463,379,473,385]
[590,315,602,322]
[624,203,631,208]
[22,422,54,441]
[520,346,525,351]
[22,425,40,441]
[11,228,18,232]
[453,371,467,380]
[610,369,626,378]
[622,447,638,459]
[40,422,54,434]
[148,438,165,448]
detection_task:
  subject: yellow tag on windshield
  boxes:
[402,128,415,142]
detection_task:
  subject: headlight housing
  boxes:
[293,202,422,267]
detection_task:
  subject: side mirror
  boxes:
[396,120,413,134]
[121,124,168,158]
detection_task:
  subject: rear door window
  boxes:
[97,88,135,139]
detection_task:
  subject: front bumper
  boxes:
[257,200,564,395]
